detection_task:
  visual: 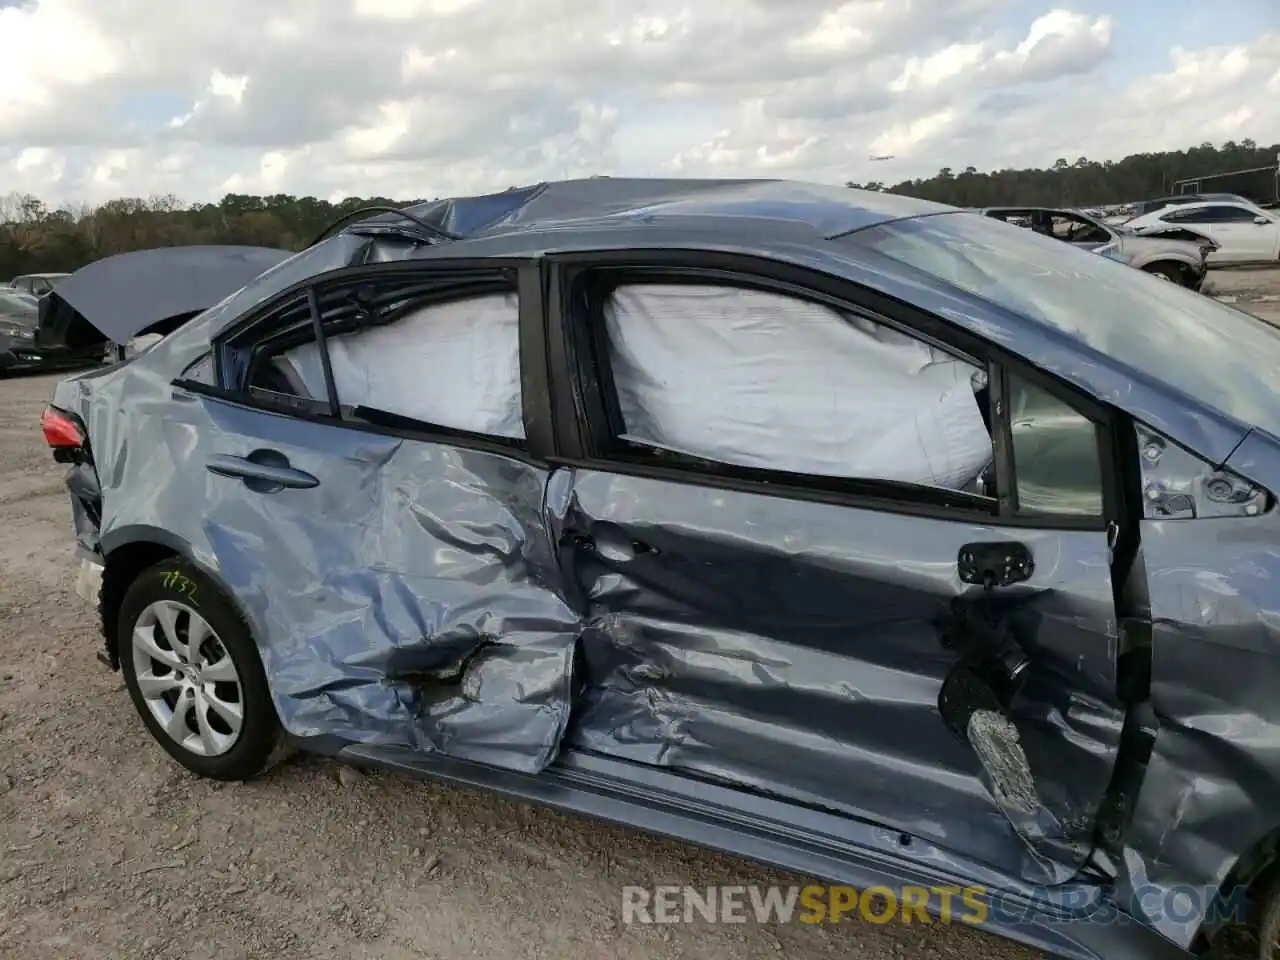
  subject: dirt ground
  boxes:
[3,270,1279,960]
[1204,265,1280,324]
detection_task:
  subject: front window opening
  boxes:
[843,212,1280,435]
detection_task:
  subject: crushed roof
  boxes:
[351,177,954,242]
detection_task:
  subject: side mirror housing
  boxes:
[1255,215,1271,225]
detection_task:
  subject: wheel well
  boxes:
[1141,260,1187,282]
[1191,826,1280,953]
[100,541,179,668]
[1226,827,1280,902]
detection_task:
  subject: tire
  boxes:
[1143,263,1182,284]
[118,558,284,780]
[1258,873,1280,959]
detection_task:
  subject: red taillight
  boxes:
[40,406,84,449]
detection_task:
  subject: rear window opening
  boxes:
[234,272,525,444]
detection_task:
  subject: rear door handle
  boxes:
[206,450,319,493]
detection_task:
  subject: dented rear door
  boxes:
[171,259,580,773]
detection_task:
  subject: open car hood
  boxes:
[36,245,293,350]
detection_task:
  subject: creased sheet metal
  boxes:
[1111,424,1280,948]
[52,231,580,775]
[42,179,1280,960]
[132,394,577,771]
[547,467,1124,886]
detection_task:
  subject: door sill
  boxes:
[325,740,1188,960]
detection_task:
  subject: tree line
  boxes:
[848,139,1278,208]
[0,192,422,280]
[2,139,1276,278]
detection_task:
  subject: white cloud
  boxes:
[867,109,958,158]
[221,149,296,193]
[353,0,482,20]
[341,101,413,157]
[0,0,1273,204]
[209,71,250,104]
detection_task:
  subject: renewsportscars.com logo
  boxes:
[620,883,1250,927]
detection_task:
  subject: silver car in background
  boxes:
[982,206,1217,289]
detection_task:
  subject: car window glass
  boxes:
[844,212,1280,437]
[1215,205,1261,222]
[1009,376,1103,516]
[1171,205,1252,223]
[1053,215,1110,244]
[599,282,994,494]
[246,278,525,441]
[0,291,37,318]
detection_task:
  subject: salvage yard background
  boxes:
[1,139,1275,279]
[2,268,1279,959]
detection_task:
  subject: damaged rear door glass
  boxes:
[242,273,525,441]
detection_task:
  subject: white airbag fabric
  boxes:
[605,284,991,489]
[285,292,524,439]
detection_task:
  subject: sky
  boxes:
[0,0,1276,205]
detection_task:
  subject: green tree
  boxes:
[858,139,1279,208]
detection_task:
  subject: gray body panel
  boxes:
[549,468,1120,886]
[1109,427,1280,944]
[46,179,1280,960]
[181,397,577,771]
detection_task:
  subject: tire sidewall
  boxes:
[118,559,281,780]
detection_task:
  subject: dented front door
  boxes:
[551,467,1124,884]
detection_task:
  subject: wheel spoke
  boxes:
[201,655,238,684]
[133,625,183,672]
[203,689,243,734]
[193,691,224,756]
[154,603,189,663]
[187,614,212,658]
[164,693,192,742]
[137,671,182,700]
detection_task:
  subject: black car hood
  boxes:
[36,245,293,350]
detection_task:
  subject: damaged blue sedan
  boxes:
[38,179,1280,960]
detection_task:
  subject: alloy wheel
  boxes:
[130,600,244,757]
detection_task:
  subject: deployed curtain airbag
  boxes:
[286,292,525,439]
[604,284,992,489]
